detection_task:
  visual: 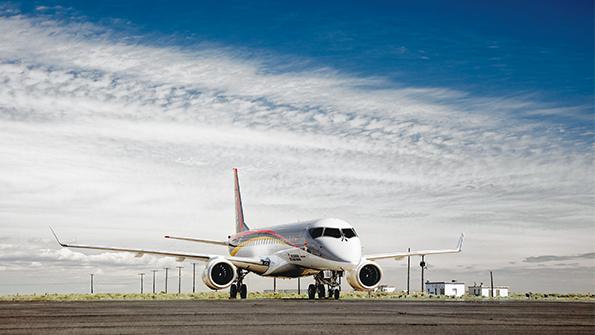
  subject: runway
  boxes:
[0,299,593,334]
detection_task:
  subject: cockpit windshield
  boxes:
[308,227,324,238]
[342,228,357,238]
[309,227,358,239]
[323,228,341,238]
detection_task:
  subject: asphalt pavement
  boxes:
[0,299,593,334]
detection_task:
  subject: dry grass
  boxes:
[1,291,593,302]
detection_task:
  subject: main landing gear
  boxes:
[308,270,342,300]
[230,269,248,299]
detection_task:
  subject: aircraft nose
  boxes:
[321,237,361,264]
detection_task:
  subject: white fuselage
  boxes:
[227,218,362,277]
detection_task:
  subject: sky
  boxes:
[0,0,593,294]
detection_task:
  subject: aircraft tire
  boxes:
[334,289,340,300]
[317,284,325,299]
[239,284,247,299]
[307,284,316,299]
[229,284,237,299]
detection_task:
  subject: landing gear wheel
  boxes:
[229,284,238,299]
[317,284,326,299]
[239,284,247,299]
[312,271,344,301]
[308,284,316,299]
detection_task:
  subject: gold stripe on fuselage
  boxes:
[229,236,288,256]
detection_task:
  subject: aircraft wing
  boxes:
[164,235,228,246]
[364,234,464,261]
[50,227,265,270]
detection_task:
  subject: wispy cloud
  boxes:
[0,238,182,270]
[524,252,595,263]
[0,11,593,293]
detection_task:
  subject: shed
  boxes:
[468,284,509,297]
[425,280,465,297]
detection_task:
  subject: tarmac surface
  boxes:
[0,299,593,334]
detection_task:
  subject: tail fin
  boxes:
[233,168,250,233]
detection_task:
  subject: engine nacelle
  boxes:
[346,260,383,291]
[202,258,237,290]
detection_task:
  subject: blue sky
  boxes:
[0,1,593,294]
[15,0,594,116]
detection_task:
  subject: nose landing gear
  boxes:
[308,271,342,300]
[229,269,249,299]
[317,284,326,299]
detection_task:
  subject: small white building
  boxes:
[425,280,465,297]
[375,285,396,293]
[468,284,509,297]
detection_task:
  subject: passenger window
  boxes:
[342,228,357,238]
[323,228,341,238]
[309,227,324,238]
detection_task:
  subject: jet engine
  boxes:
[346,260,383,291]
[202,258,237,290]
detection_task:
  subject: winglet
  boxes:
[49,226,66,247]
[456,233,464,252]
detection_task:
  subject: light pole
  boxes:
[420,255,426,293]
[406,247,411,295]
[490,271,494,298]
[151,270,158,294]
[192,263,197,293]
[138,273,145,294]
[164,267,170,293]
[176,266,184,294]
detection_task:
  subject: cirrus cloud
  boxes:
[0,10,592,293]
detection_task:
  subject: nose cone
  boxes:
[321,237,362,264]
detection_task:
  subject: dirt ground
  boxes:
[1,299,593,334]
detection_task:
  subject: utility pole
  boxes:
[490,271,494,298]
[176,266,184,294]
[138,273,145,294]
[406,247,411,295]
[192,263,197,293]
[151,270,158,294]
[90,274,94,294]
[420,255,426,293]
[164,267,170,293]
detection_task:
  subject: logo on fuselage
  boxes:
[287,253,305,262]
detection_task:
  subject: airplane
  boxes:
[51,168,464,300]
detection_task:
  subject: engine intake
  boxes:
[347,261,382,291]
[202,258,237,290]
